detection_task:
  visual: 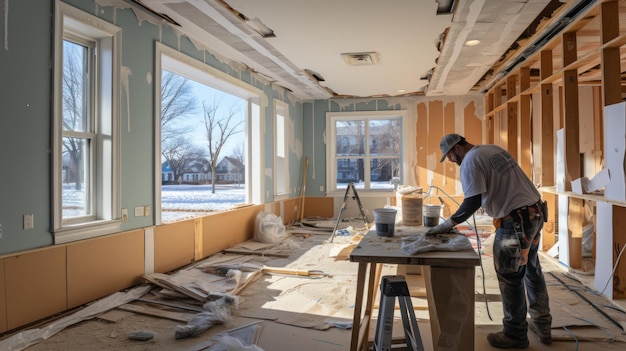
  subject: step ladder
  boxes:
[374,275,424,351]
[329,182,369,242]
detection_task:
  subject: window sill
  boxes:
[53,219,122,244]
[326,189,394,198]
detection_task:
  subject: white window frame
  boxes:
[52,1,121,244]
[274,99,289,199]
[154,42,264,225]
[326,110,408,197]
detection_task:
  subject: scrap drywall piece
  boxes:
[571,177,588,195]
[0,285,152,351]
[587,168,610,193]
[594,201,614,299]
[557,195,570,267]
[571,168,611,194]
[556,129,566,192]
[604,102,626,202]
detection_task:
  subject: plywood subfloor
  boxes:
[5,229,626,351]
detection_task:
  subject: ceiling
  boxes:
[141,0,564,100]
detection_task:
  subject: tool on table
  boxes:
[374,275,424,351]
[329,182,369,242]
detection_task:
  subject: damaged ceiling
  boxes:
[141,0,570,99]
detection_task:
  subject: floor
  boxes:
[2,220,626,351]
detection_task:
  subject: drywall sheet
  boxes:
[416,102,429,188]
[594,201,613,298]
[558,195,570,267]
[67,229,144,308]
[154,219,195,274]
[5,246,67,330]
[202,204,263,257]
[0,258,6,333]
[556,129,566,191]
[428,101,444,188]
[282,197,300,223]
[443,102,456,194]
[603,102,626,202]
[303,197,334,218]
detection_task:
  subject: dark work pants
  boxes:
[492,216,552,340]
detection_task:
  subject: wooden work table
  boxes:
[349,230,481,351]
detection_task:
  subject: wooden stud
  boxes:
[520,67,532,177]
[612,206,626,299]
[562,32,580,191]
[568,197,584,269]
[540,50,554,187]
[506,75,518,161]
[601,1,621,106]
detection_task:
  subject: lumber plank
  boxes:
[117,303,194,323]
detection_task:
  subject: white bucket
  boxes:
[423,204,442,227]
[373,208,397,237]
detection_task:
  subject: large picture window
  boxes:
[156,43,263,224]
[52,1,121,243]
[326,111,406,194]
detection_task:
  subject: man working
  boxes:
[426,134,552,349]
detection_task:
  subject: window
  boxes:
[274,99,289,198]
[326,111,406,194]
[52,1,121,243]
[156,43,263,224]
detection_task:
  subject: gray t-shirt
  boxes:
[460,144,540,219]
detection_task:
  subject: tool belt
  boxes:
[493,201,547,228]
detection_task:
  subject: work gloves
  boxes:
[425,218,455,235]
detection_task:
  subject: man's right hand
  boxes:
[425,218,455,235]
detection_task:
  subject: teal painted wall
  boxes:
[0,0,480,255]
[0,0,304,255]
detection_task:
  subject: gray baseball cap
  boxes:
[439,134,465,162]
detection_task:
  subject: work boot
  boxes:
[487,331,529,349]
[528,320,552,344]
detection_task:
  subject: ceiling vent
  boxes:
[341,52,380,66]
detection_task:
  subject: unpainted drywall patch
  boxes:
[121,65,132,132]
[96,0,162,27]
[294,139,303,160]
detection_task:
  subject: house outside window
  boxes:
[326,111,405,194]
[52,1,121,243]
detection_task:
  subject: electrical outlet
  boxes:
[122,208,128,222]
[144,205,150,217]
[24,214,34,230]
[134,207,144,217]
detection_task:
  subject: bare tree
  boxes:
[162,136,206,184]
[61,41,86,190]
[160,70,197,144]
[203,100,244,193]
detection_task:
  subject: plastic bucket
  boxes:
[373,208,397,237]
[423,204,442,227]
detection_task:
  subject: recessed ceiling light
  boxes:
[397,89,406,93]
[465,39,480,46]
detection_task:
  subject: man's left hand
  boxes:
[425,218,455,235]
